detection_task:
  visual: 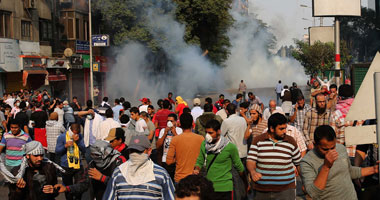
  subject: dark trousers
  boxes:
[62,167,85,200]
[214,191,233,200]
[162,162,176,181]
[254,188,296,200]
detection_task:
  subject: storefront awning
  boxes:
[48,74,67,81]
[22,69,48,87]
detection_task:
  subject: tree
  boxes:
[93,0,233,67]
[292,40,352,76]
[340,7,380,62]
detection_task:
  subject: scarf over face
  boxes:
[90,140,121,170]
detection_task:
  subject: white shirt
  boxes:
[286,125,307,153]
[216,109,228,120]
[99,118,121,140]
[221,114,247,158]
[135,118,147,132]
[54,107,64,124]
[263,106,283,121]
[139,105,148,113]
[5,98,15,108]
[159,127,183,162]
[191,106,204,122]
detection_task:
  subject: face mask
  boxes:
[205,133,213,143]
[167,121,173,128]
[16,103,20,107]
[87,115,93,120]
[129,152,149,163]
[323,79,328,82]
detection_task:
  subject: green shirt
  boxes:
[195,141,244,192]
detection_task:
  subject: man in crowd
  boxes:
[46,112,66,162]
[275,80,283,105]
[105,128,129,160]
[248,92,264,111]
[289,95,311,134]
[100,97,111,108]
[310,79,322,107]
[11,141,66,200]
[232,94,243,108]
[239,101,250,124]
[0,118,32,199]
[55,123,88,200]
[290,82,303,105]
[214,94,225,111]
[63,101,75,128]
[247,113,301,200]
[112,99,123,121]
[166,113,204,184]
[54,101,64,125]
[191,98,204,122]
[175,175,215,200]
[221,103,247,161]
[157,113,182,179]
[194,119,246,200]
[103,135,175,200]
[99,108,120,140]
[238,80,247,102]
[303,93,334,150]
[244,104,267,144]
[130,107,147,132]
[216,99,230,120]
[15,101,29,134]
[88,140,125,200]
[195,103,223,137]
[327,84,338,111]
[70,96,82,112]
[139,98,150,113]
[154,100,174,132]
[263,99,283,120]
[300,125,379,199]
[165,92,176,109]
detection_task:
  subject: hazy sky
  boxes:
[249,0,368,49]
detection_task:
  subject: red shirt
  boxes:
[165,98,175,105]
[154,109,174,130]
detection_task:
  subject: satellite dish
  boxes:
[64,48,73,57]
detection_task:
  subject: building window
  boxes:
[76,18,80,40]
[83,20,88,41]
[62,11,75,40]
[39,19,52,42]
[0,11,11,38]
[21,20,31,40]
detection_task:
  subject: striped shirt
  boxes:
[247,132,301,192]
[0,131,32,167]
[249,119,267,139]
[103,163,175,200]
[46,120,66,153]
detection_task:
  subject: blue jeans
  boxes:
[276,93,281,104]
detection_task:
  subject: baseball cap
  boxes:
[193,98,201,106]
[127,135,151,152]
[105,128,125,142]
[139,98,149,103]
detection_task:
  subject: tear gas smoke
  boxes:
[105,0,307,104]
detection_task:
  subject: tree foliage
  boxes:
[93,0,233,67]
[340,7,380,62]
[292,40,352,76]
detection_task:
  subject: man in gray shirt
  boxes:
[300,125,379,200]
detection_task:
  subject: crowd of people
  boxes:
[0,80,378,200]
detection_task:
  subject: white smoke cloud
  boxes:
[106,0,307,104]
[224,11,307,89]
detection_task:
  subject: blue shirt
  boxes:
[55,133,86,167]
[112,105,123,121]
[103,163,175,200]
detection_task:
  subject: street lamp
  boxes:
[300,4,323,26]
[302,18,315,27]
[89,0,94,104]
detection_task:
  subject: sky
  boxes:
[248,0,369,50]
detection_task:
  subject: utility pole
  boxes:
[374,72,380,184]
[89,0,94,103]
[334,17,340,86]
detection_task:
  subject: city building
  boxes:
[0,0,108,105]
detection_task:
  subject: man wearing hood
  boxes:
[103,135,175,200]
[194,119,246,200]
[9,141,66,200]
[195,103,223,137]
[88,140,125,200]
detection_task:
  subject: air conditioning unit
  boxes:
[24,0,36,9]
